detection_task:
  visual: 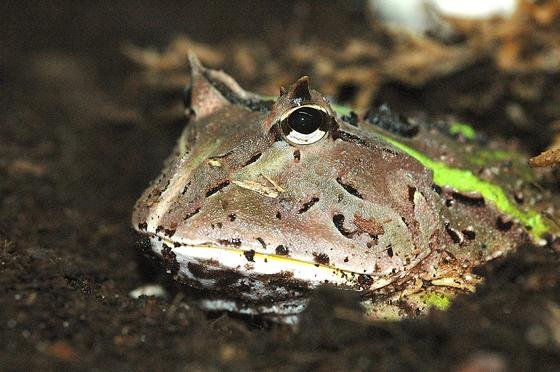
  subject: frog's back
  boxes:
[356,104,559,262]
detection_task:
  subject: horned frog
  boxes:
[132,54,558,322]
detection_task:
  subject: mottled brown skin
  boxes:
[132,55,556,319]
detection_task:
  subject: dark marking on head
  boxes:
[275,245,289,256]
[312,252,330,265]
[336,178,363,199]
[298,197,320,214]
[137,222,148,231]
[164,229,176,237]
[155,225,164,234]
[184,207,200,220]
[244,152,262,166]
[211,222,223,229]
[332,214,353,238]
[364,104,419,137]
[293,149,301,162]
[431,184,442,194]
[276,211,282,219]
[451,191,485,206]
[206,180,230,197]
[386,245,394,258]
[344,256,349,263]
[244,250,256,262]
[228,213,237,222]
[401,216,409,228]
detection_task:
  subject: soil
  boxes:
[2,1,560,371]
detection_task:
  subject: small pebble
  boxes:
[129,284,168,299]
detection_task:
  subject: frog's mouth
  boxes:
[149,235,394,291]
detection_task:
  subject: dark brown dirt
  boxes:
[2,1,560,371]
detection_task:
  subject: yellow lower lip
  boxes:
[156,237,394,290]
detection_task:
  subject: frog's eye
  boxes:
[279,105,330,145]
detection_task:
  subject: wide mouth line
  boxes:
[150,233,365,278]
[147,233,399,291]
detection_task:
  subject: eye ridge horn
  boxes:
[288,76,311,102]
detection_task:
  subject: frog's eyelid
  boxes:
[279,104,329,122]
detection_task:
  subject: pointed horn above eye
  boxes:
[288,76,311,102]
[187,51,203,74]
[187,51,230,119]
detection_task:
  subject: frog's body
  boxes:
[132,55,558,320]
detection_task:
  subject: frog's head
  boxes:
[132,55,448,298]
